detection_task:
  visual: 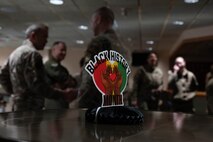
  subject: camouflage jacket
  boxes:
[103,29,131,64]
[5,40,64,111]
[44,58,77,89]
[44,58,77,109]
[132,66,163,106]
[168,68,198,100]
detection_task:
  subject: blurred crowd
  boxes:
[0,6,212,115]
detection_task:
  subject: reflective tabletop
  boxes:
[0,108,212,142]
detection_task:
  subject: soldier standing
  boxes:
[131,52,164,110]
[0,24,76,111]
[44,41,77,109]
[168,57,198,113]
[79,7,130,108]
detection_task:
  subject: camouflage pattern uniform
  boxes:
[132,66,163,110]
[102,29,131,63]
[168,68,198,113]
[78,29,130,108]
[4,40,65,111]
[44,58,77,109]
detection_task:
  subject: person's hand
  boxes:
[65,76,77,88]
[182,92,195,101]
[63,88,78,102]
[173,64,179,73]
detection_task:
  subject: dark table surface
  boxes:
[0,108,212,142]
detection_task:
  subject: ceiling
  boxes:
[0,0,213,58]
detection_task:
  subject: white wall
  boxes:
[0,48,15,65]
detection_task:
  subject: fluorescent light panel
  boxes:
[76,40,84,44]
[78,25,88,30]
[184,0,199,4]
[49,0,64,5]
[146,40,154,45]
[173,20,184,25]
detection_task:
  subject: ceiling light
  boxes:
[78,25,88,30]
[146,40,154,45]
[173,20,184,26]
[76,40,84,44]
[147,47,153,51]
[184,0,199,4]
[49,0,64,5]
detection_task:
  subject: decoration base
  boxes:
[85,106,144,124]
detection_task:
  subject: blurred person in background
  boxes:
[90,6,130,63]
[44,41,77,109]
[131,51,164,111]
[0,24,76,111]
[78,6,131,108]
[168,57,198,113]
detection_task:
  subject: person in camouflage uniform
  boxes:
[78,7,130,108]
[0,24,76,111]
[168,57,198,113]
[131,52,164,110]
[44,41,77,109]
[91,6,130,63]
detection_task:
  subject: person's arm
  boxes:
[24,52,76,102]
[131,69,142,98]
[45,61,77,89]
[156,69,164,91]
[0,60,13,94]
[167,71,177,89]
[78,63,102,108]
[130,68,144,105]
